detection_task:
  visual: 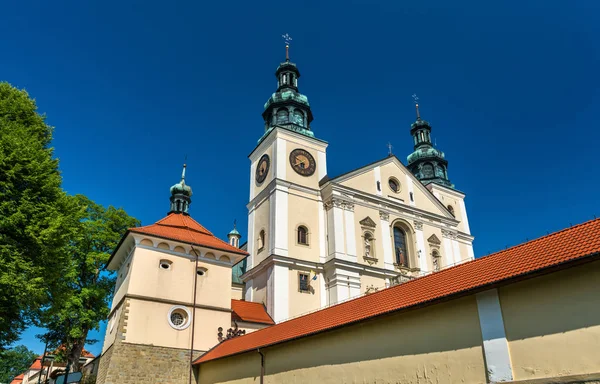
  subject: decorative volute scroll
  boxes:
[413,220,424,230]
[379,211,390,221]
[359,216,377,228]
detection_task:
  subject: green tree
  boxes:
[0,82,79,349]
[41,195,139,370]
[0,345,38,383]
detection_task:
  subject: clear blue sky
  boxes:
[3,0,599,356]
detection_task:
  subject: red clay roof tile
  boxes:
[231,299,275,325]
[195,218,600,364]
[129,213,247,256]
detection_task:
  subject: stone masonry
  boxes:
[96,298,202,384]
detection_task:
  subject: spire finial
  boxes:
[282,33,292,61]
[233,219,237,229]
[387,142,393,156]
[181,163,187,183]
[412,94,420,119]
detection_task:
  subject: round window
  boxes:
[167,306,191,330]
[388,178,401,193]
[171,312,185,326]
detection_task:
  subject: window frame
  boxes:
[393,226,409,268]
[297,225,309,246]
[298,272,311,293]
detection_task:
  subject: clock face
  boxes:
[289,148,316,176]
[255,154,270,184]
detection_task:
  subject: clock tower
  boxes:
[244,40,329,322]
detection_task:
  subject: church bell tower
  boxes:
[406,99,454,189]
[244,36,329,322]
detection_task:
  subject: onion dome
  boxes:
[228,220,242,248]
[406,99,454,189]
[168,164,192,215]
[259,35,315,143]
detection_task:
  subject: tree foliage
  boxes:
[0,82,79,350]
[40,195,139,370]
[0,345,38,383]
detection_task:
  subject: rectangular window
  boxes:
[298,272,310,292]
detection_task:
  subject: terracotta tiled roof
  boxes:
[29,356,42,370]
[10,373,24,384]
[129,213,248,256]
[50,346,95,359]
[195,218,600,364]
[231,299,275,325]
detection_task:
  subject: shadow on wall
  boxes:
[198,296,486,383]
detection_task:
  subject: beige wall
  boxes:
[101,301,125,353]
[125,299,230,352]
[198,296,486,384]
[287,267,321,318]
[430,186,468,234]
[286,192,320,262]
[251,198,270,267]
[360,274,386,294]
[231,286,243,300]
[250,267,268,306]
[500,260,600,381]
[127,247,233,310]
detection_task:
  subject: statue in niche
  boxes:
[364,237,371,257]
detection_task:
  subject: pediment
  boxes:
[359,216,377,228]
[427,234,441,245]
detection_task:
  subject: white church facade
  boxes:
[96,46,475,384]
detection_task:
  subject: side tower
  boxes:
[406,100,474,255]
[244,40,329,322]
[96,166,248,384]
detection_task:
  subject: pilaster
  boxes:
[379,211,394,270]
[476,289,514,383]
[414,220,427,272]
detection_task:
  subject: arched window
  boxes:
[447,205,455,217]
[422,163,434,178]
[393,227,409,267]
[297,226,308,245]
[364,232,375,258]
[258,230,265,251]
[293,110,304,126]
[276,108,289,124]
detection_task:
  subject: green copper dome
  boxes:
[260,54,315,142]
[228,227,241,237]
[170,180,192,197]
[168,164,192,215]
[407,146,445,165]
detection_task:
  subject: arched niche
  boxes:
[157,242,170,250]
[173,246,186,254]
[140,238,153,247]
